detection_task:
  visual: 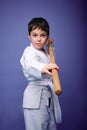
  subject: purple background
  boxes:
[0,0,87,130]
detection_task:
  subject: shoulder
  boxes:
[23,46,31,53]
[20,46,33,64]
[22,45,38,59]
[23,45,32,55]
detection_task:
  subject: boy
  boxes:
[20,17,62,130]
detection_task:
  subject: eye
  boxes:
[41,34,47,37]
[32,34,37,37]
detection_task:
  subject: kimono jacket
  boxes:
[20,43,62,124]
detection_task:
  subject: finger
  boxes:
[46,37,54,46]
[49,64,59,70]
[45,70,52,75]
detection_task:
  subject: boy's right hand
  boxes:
[41,63,59,75]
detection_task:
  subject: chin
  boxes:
[35,46,43,50]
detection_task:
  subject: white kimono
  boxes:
[20,43,62,127]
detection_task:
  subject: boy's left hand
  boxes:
[46,37,54,46]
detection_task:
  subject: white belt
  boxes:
[29,79,62,124]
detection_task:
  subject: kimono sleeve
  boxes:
[20,48,46,79]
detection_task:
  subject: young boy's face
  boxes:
[28,28,48,50]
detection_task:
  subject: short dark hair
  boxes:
[28,17,49,36]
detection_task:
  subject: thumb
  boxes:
[45,70,52,75]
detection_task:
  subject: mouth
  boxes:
[36,42,41,44]
[35,43,43,49]
[35,43,42,46]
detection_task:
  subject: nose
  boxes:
[37,36,41,41]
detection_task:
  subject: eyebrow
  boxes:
[31,32,47,35]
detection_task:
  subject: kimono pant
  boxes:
[23,89,57,130]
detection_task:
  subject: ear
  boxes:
[45,37,49,46]
[28,34,31,40]
[46,37,50,43]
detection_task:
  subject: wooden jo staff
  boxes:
[48,39,62,95]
